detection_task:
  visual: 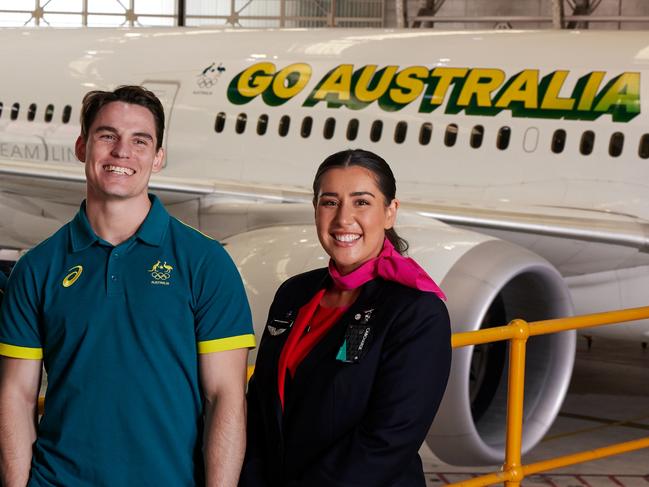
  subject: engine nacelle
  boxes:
[224,218,575,466]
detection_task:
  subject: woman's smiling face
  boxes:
[315,166,397,275]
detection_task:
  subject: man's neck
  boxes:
[85,193,151,246]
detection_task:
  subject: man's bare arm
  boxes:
[0,357,42,487]
[199,348,249,487]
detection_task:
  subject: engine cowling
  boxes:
[223,217,575,466]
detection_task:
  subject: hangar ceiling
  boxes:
[0,0,647,29]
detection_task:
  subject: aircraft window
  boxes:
[444,124,458,147]
[62,105,72,124]
[370,120,383,142]
[257,114,268,135]
[10,103,19,121]
[27,103,37,122]
[346,119,359,141]
[551,129,566,154]
[301,116,313,138]
[639,134,649,159]
[235,113,247,134]
[523,127,539,153]
[419,123,432,145]
[470,125,484,149]
[44,104,54,123]
[214,112,226,133]
[580,130,595,156]
[609,132,624,157]
[497,126,511,150]
[323,117,336,140]
[394,121,407,144]
[279,115,290,137]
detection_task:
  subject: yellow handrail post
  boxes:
[503,319,529,487]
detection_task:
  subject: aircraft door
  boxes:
[141,81,179,167]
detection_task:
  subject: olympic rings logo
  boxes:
[197,75,217,89]
[150,272,171,280]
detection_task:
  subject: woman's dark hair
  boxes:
[312,149,409,254]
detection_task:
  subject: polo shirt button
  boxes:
[111,275,117,281]
[113,253,119,258]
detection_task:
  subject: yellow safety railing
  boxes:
[448,305,649,487]
[36,305,649,485]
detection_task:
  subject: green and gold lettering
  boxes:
[263,63,312,106]
[227,62,276,104]
[540,71,576,111]
[303,64,354,107]
[593,72,640,122]
[354,65,399,103]
[494,70,539,110]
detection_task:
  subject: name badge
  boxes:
[336,308,375,363]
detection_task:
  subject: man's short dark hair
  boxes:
[80,85,165,151]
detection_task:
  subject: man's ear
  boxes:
[75,135,86,163]
[151,148,165,173]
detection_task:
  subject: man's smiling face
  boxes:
[76,101,164,203]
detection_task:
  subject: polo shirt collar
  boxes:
[136,195,170,247]
[69,194,170,252]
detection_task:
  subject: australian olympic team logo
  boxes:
[148,260,174,286]
[197,62,226,89]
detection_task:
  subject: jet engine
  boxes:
[223,215,575,466]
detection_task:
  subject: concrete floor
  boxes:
[421,336,649,485]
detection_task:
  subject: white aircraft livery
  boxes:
[0,28,648,466]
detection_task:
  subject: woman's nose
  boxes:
[334,203,354,225]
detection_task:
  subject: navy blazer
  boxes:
[240,268,451,487]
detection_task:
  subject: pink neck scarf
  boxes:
[328,238,446,300]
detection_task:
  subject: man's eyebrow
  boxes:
[133,132,154,141]
[93,125,118,134]
[93,126,154,141]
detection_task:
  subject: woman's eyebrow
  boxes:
[350,191,375,198]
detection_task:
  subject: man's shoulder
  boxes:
[19,223,71,268]
[168,217,220,245]
[167,217,228,260]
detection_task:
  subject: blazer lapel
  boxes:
[269,270,330,434]
[285,279,386,412]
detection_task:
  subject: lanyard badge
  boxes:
[336,308,375,363]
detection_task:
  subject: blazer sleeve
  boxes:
[240,279,293,487]
[300,294,452,487]
[239,373,270,487]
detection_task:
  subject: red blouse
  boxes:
[277,289,347,409]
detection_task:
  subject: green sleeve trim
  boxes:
[0,343,43,360]
[198,333,256,354]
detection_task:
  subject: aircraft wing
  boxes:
[1,157,648,277]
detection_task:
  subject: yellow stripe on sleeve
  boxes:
[0,343,43,360]
[198,333,256,354]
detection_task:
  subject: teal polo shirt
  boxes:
[0,195,255,487]
[0,270,6,306]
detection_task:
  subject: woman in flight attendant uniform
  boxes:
[240,149,452,487]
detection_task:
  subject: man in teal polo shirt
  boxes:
[0,86,255,486]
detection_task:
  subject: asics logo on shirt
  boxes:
[62,265,83,288]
